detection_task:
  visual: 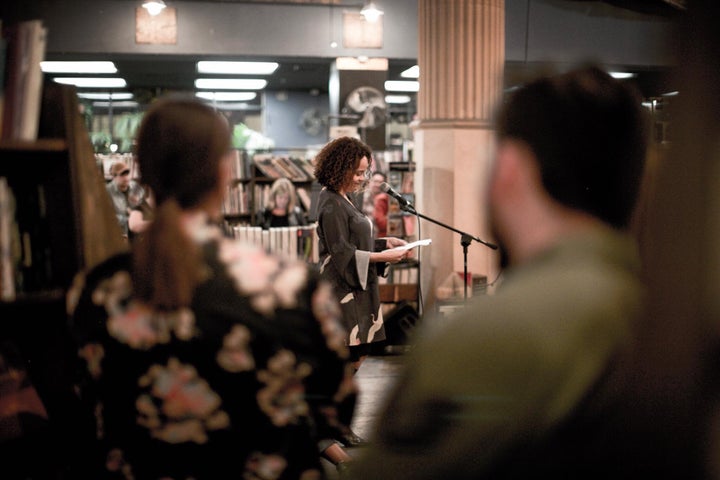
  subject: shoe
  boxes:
[340,430,368,447]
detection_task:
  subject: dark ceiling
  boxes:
[40,0,682,104]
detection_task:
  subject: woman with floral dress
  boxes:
[68,97,356,479]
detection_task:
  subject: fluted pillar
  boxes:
[414,0,504,307]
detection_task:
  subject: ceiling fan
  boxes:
[344,86,388,129]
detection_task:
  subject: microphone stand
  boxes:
[400,203,498,302]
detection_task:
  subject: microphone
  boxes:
[380,182,415,212]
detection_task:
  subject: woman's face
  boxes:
[345,156,370,193]
[275,192,290,210]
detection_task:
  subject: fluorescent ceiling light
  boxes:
[400,65,419,78]
[77,92,134,100]
[197,61,279,75]
[608,71,636,79]
[54,77,127,88]
[92,101,139,108]
[142,0,167,16]
[196,91,257,101]
[384,80,419,92]
[195,78,267,90]
[385,95,411,104]
[209,103,257,111]
[41,61,117,74]
[662,91,679,96]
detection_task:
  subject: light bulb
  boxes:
[361,2,384,22]
[142,0,167,16]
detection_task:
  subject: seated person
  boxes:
[256,177,307,229]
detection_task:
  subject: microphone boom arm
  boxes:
[399,202,498,302]
[400,203,497,250]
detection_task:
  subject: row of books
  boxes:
[253,154,315,182]
[0,177,53,300]
[0,178,14,300]
[1,19,47,141]
[227,225,319,263]
[222,183,251,216]
[385,261,419,285]
[223,183,312,218]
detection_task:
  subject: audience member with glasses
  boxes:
[106,160,146,240]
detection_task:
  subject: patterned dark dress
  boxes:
[315,188,386,347]
[67,219,355,479]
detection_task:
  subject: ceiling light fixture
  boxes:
[400,65,419,79]
[360,1,384,22]
[194,78,268,90]
[197,61,279,75]
[40,61,118,74]
[77,92,134,100]
[384,80,419,92]
[142,0,167,16]
[608,71,636,79]
[195,91,258,102]
[92,101,139,108]
[53,77,127,88]
[385,95,411,104]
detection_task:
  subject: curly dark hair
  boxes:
[313,136,373,192]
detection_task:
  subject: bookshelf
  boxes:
[0,82,125,297]
[379,160,420,312]
[0,81,125,475]
[223,150,316,227]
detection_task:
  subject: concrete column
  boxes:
[414,0,504,307]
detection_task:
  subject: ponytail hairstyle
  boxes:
[132,97,231,310]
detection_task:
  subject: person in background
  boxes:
[106,160,145,240]
[68,96,357,479]
[128,187,154,241]
[350,65,649,479]
[256,177,308,229]
[361,171,389,238]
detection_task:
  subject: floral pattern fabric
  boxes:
[68,221,355,479]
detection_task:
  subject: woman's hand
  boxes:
[379,247,408,264]
[385,237,407,249]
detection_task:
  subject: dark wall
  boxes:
[264,90,330,148]
[0,1,675,68]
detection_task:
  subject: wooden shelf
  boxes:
[0,288,65,306]
[379,283,418,303]
[0,138,68,152]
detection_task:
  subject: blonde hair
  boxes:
[268,177,298,212]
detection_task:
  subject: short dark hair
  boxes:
[136,96,231,208]
[495,66,648,229]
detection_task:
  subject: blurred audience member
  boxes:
[350,65,649,479]
[361,171,389,238]
[69,97,356,479]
